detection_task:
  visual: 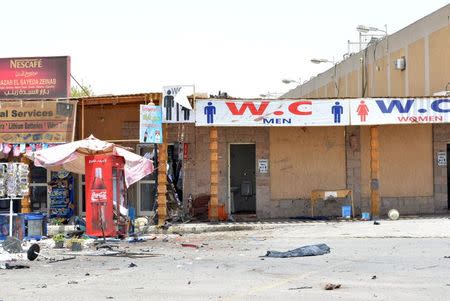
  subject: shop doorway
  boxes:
[447,144,450,210]
[229,144,256,214]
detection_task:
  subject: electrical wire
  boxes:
[70,74,91,97]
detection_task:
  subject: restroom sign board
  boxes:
[162,85,195,123]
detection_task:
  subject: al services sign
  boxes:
[0,100,77,143]
[0,56,70,99]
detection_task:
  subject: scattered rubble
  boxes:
[324,283,341,290]
[288,286,312,290]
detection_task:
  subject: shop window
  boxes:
[29,165,49,212]
[136,144,157,215]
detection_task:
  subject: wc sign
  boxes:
[350,98,450,125]
[162,85,195,123]
[195,99,350,126]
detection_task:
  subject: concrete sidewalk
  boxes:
[147,215,450,236]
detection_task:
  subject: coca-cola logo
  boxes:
[91,190,107,202]
[88,159,107,164]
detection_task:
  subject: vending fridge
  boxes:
[85,155,128,237]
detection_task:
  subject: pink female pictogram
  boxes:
[357,100,369,122]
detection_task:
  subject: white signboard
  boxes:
[195,99,350,126]
[324,191,338,199]
[162,85,195,123]
[349,98,450,125]
[437,151,447,166]
[258,159,269,174]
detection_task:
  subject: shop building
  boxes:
[276,4,450,217]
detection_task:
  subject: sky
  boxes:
[1,0,448,98]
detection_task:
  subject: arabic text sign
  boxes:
[0,100,77,143]
[349,98,450,125]
[162,85,195,123]
[140,105,163,144]
[0,56,70,100]
[195,99,350,126]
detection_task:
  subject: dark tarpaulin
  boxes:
[265,243,330,258]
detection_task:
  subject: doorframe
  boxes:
[136,144,157,216]
[228,143,256,215]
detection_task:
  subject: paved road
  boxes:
[1,217,450,300]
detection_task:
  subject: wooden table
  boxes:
[310,189,354,218]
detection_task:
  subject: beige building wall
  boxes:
[326,82,335,98]
[360,124,433,198]
[390,49,406,97]
[337,76,346,97]
[373,56,388,97]
[429,26,450,94]
[408,38,425,96]
[317,86,326,98]
[270,127,346,200]
[347,70,359,97]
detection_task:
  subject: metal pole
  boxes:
[9,197,13,237]
[81,98,85,139]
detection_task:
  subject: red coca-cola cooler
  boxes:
[85,155,128,237]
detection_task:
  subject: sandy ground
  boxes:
[1,217,450,301]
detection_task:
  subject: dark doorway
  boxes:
[447,144,450,210]
[230,144,256,214]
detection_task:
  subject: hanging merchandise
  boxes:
[0,163,30,198]
[3,144,11,155]
[0,163,30,238]
[48,171,75,222]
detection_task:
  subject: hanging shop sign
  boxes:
[162,85,195,123]
[0,56,70,100]
[195,99,350,126]
[139,105,163,144]
[349,98,450,125]
[0,100,77,143]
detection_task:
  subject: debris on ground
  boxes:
[2,237,23,253]
[48,256,76,263]
[371,275,377,279]
[324,283,341,290]
[265,243,330,258]
[181,243,200,249]
[374,221,380,225]
[128,262,137,268]
[0,262,30,269]
[67,280,78,284]
[288,286,313,290]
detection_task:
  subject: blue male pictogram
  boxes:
[331,101,343,123]
[204,102,216,124]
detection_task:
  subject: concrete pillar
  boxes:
[209,127,219,221]
[157,123,168,226]
[370,126,380,218]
